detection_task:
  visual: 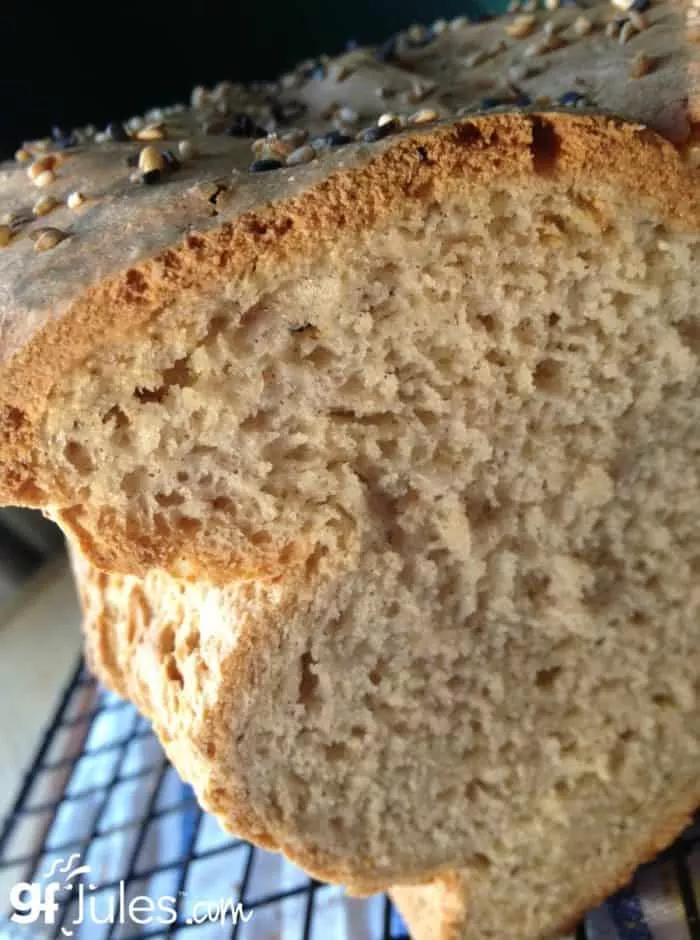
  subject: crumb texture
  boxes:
[73,178,699,937]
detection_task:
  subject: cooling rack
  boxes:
[0,657,698,939]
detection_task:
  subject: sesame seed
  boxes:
[191,86,211,109]
[406,24,433,47]
[522,0,538,11]
[281,71,302,90]
[162,149,181,171]
[32,194,58,217]
[177,139,197,160]
[138,145,166,174]
[409,108,439,124]
[463,50,489,67]
[630,51,655,76]
[377,112,399,127]
[449,15,470,29]
[572,14,593,34]
[33,169,55,188]
[325,129,354,147]
[136,123,167,141]
[507,0,521,11]
[32,227,69,252]
[363,121,397,143]
[629,10,648,28]
[228,113,268,138]
[67,191,86,209]
[543,19,559,36]
[558,90,587,106]
[105,122,130,142]
[249,158,284,173]
[126,116,145,132]
[94,131,108,144]
[619,19,637,41]
[630,0,649,10]
[337,107,359,125]
[611,0,635,9]
[14,148,31,163]
[285,144,316,166]
[545,0,560,9]
[432,17,448,33]
[281,128,309,147]
[0,225,12,248]
[525,38,549,55]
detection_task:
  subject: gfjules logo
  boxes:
[9,854,254,935]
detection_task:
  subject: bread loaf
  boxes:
[5,1,700,936]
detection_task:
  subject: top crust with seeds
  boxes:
[0,0,697,580]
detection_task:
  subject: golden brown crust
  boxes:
[6,111,700,583]
[389,790,700,939]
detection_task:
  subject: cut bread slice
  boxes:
[73,537,700,936]
[0,0,697,584]
[2,2,700,937]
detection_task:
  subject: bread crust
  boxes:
[5,112,699,582]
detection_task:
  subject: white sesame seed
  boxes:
[619,19,637,41]
[94,131,108,144]
[525,38,549,55]
[0,225,12,248]
[32,194,58,217]
[507,0,521,11]
[432,18,448,33]
[338,106,359,124]
[611,0,634,10]
[126,116,145,132]
[545,0,560,9]
[191,86,211,109]
[378,112,398,127]
[281,72,302,90]
[84,124,96,137]
[449,15,470,29]
[573,14,593,35]
[33,169,55,188]
[463,50,489,67]
[543,19,559,37]
[285,144,316,166]
[67,191,86,210]
[409,108,440,124]
[177,139,197,161]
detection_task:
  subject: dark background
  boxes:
[0,0,500,159]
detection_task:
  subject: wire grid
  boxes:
[0,659,409,940]
[0,659,698,940]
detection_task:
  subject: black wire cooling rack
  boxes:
[0,655,698,940]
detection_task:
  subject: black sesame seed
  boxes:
[249,158,284,173]
[416,146,428,162]
[228,113,268,138]
[630,0,649,11]
[480,97,507,110]
[363,122,396,143]
[302,62,327,80]
[376,35,398,62]
[269,98,307,125]
[513,94,532,107]
[142,169,162,185]
[325,129,354,147]
[106,121,130,142]
[162,149,181,171]
[558,91,586,106]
